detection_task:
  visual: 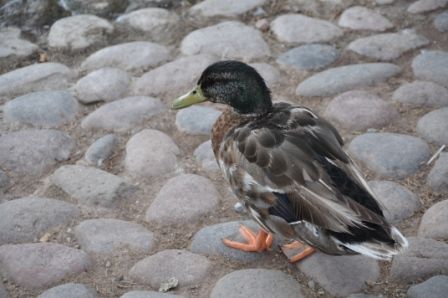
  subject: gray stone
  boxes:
[0,129,74,177]
[74,218,154,253]
[0,27,38,59]
[37,283,98,298]
[4,90,78,127]
[48,15,114,50]
[0,285,6,298]
[271,14,343,44]
[0,170,8,189]
[434,12,448,32]
[190,0,267,17]
[125,129,179,178]
[368,181,421,223]
[80,42,170,72]
[375,0,394,4]
[348,30,429,61]
[392,81,448,108]
[412,51,448,88]
[210,269,303,298]
[50,165,133,207]
[74,68,131,104]
[194,140,219,172]
[0,63,74,97]
[297,63,400,97]
[297,253,380,297]
[121,291,184,298]
[180,21,270,61]
[146,174,219,225]
[60,0,127,16]
[0,243,91,289]
[427,152,448,192]
[133,54,218,100]
[85,134,118,167]
[408,0,448,14]
[0,0,63,29]
[348,133,430,178]
[418,199,448,240]
[347,295,383,298]
[390,237,448,282]
[407,275,448,298]
[129,249,211,287]
[175,106,221,135]
[249,63,280,88]
[324,90,398,131]
[416,107,448,146]
[0,197,79,245]
[339,6,393,31]
[276,44,339,71]
[81,96,166,132]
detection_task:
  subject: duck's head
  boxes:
[171,60,272,115]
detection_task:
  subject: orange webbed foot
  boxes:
[281,240,315,263]
[223,225,273,252]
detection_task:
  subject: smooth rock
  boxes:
[85,134,118,167]
[37,283,98,298]
[4,90,78,127]
[368,181,421,223]
[0,26,38,59]
[407,275,448,298]
[392,81,448,108]
[347,295,383,298]
[249,63,280,88]
[390,237,448,282]
[339,6,393,31]
[348,133,430,178]
[194,140,219,172]
[408,0,448,14]
[297,63,400,97]
[125,129,179,178]
[74,218,154,253]
[416,107,448,146]
[297,253,380,297]
[121,291,184,298]
[190,0,266,17]
[427,152,448,192]
[348,30,429,61]
[0,243,91,289]
[375,0,394,4]
[210,269,303,298]
[81,42,170,72]
[276,44,339,71]
[81,96,166,132]
[146,174,219,225]
[271,14,343,44]
[175,106,221,135]
[50,165,133,207]
[0,197,79,245]
[324,90,398,131]
[60,0,127,16]
[133,54,218,100]
[418,199,448,240]
[74,67,131,104]
[0,170,8,189]
[0,63,73,97]
[0,285,6,298]
[48,14,114,50]
[0,0,63,29]
[129,249,211,287]
[434,12,448,32]
[180,21,270,61]
[0,129,74,177]
[412,51,448,88]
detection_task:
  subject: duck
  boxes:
[171,60,408,262]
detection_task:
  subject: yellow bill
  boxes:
[171,86,206,109]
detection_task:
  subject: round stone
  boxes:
[249,63,280,88]
[4,90,78,127]
[407,275,448,298]
[427,152,448,193]
[348,133,430,178]
[0,27,38,59]
[434,12,448,32]
[48,14,114,50]
[0,169,8,189]
[418,199,448,240]
[129,249,212,288]
[180,21,270,61]
[175,106,221,135]
[74,67,131,104]
[338,6,393,31]
[189,0,267,17]
[271,14,343,44]
[85,134,118,167]
[412,50,448,88]
[59,0,127,15]
[145,174,219,225]
[408,0,448,14]
[37,283,98,298]
[392,81,448,108]
[324,90,398,131]
[194,140,220,172]
[81,96,166,132]
[210,269,303,298]
[276,44,339,71]
[125,129,179,178]
[121,291,184,298]
[416,107,448,146]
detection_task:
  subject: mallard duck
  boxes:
[171,61,408,262]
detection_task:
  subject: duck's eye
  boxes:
[192,90,197,95]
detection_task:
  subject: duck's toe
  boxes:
[281,241,315,263]
[223,225,273,252]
